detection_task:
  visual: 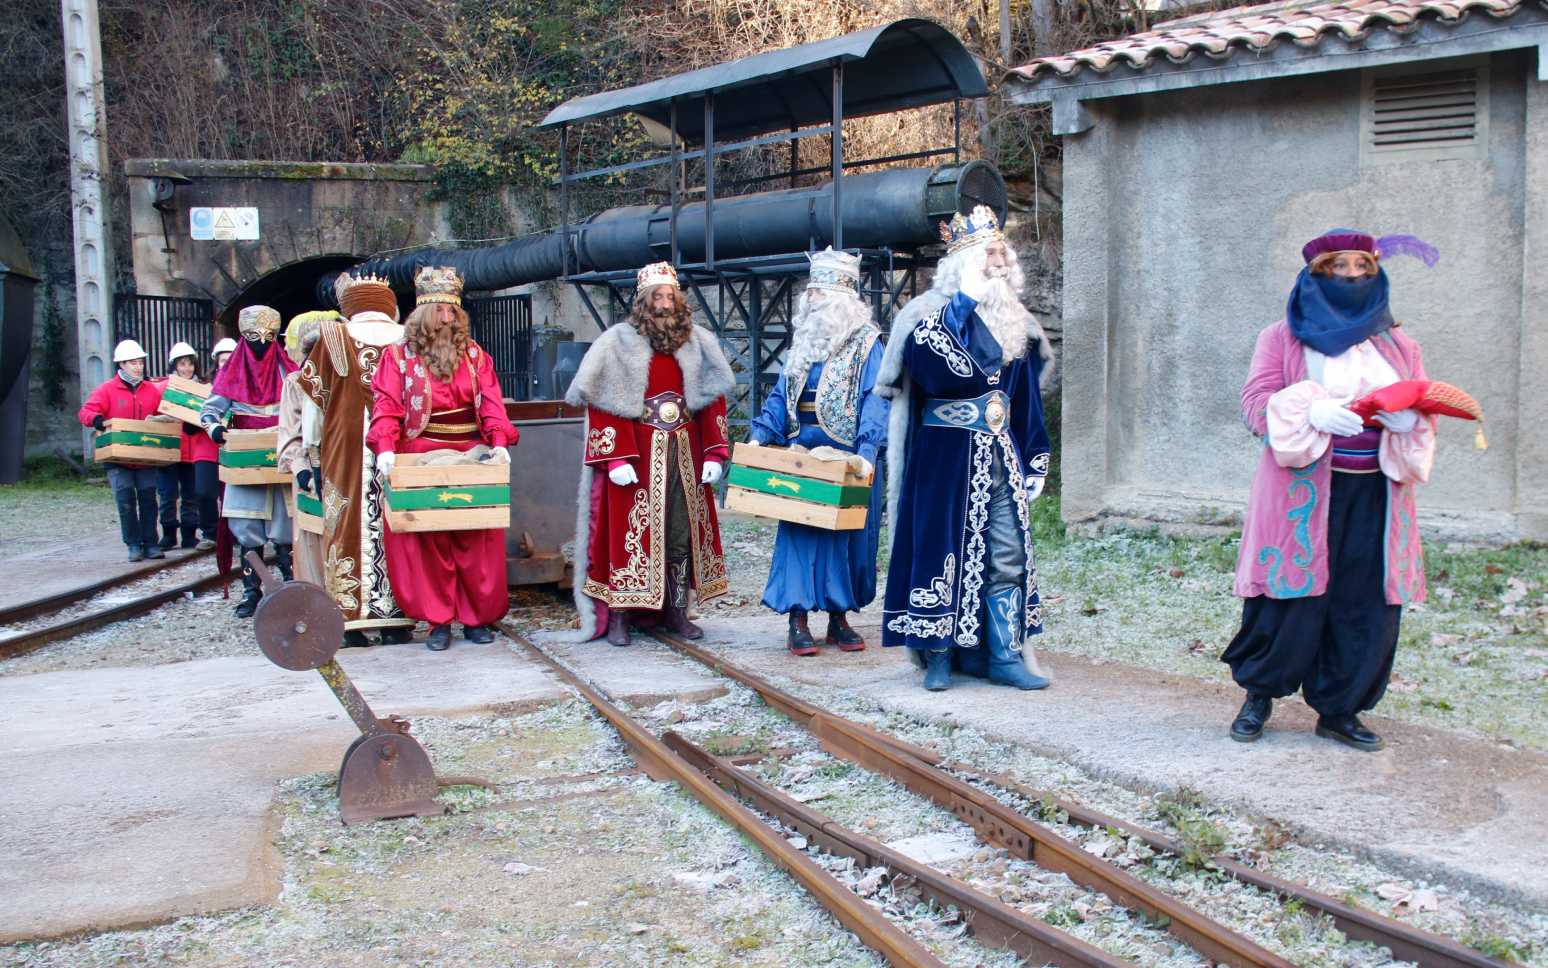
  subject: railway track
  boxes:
[498,619,1522,968]
[0,549,256,660]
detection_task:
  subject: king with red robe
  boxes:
[367,266,518,651]
[566,262,734,645]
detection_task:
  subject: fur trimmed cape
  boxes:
[557,322,736,641]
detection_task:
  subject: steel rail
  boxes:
[0,556,263,660]
[500,627,950,968]
[665,730,1139,968]
[0,547,214,625]
[640,628,1524,968]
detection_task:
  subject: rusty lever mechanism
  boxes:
[246,552,493,824]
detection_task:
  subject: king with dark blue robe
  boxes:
[748,327,889,615]
[877,288,1052,685]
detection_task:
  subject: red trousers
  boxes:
[384,524,508,628]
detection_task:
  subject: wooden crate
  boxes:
[291,482,325,535]
[386,454,511,532]
[723,444,872,530]
[157,374,212,424]
[94,418,181,466]
[219,429,292,485]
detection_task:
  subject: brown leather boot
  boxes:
[605,607,631,646]
[661,556,704,639]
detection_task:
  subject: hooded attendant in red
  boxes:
[565,262,734,646]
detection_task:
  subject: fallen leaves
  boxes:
[1500,578,1529,604]
[1377,883,1443,914]
[1430,633,1462,648]
[502,862,550,876]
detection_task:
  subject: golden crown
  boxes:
[636,261,680,290]
[940,205,1003,256]
[237,305,281,336]
[414,265,465,306]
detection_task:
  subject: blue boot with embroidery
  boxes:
[986,586,1048,690]
[923,648,952,691]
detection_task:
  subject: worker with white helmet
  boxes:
[78,339,166,561]
[211,338,237,372]
[152,342,219,551]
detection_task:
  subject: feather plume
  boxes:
[1375,234,1440,267]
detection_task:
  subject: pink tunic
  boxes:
[1236,321,1433,605]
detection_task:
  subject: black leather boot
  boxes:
[426,625,452,651]
[341,631,373,648]
[273,543,294,582]
[464,624,495,644]
[788,610,818,656]
[234,548,264,618]
[824,611,865,651]
[605,608,631,646]
[1230,694,1273,742]
[1315,713,1384,751]
[381,626,415,645]
[661,556,703,639]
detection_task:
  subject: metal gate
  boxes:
[114,295,215,379]
[467,293,533,400]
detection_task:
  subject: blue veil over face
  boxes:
[1285,230,1438,357]
[1286,267,1393,357]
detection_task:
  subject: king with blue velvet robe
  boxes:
[747,327,889,614]
[878,290,1052,656]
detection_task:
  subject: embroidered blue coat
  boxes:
[748,337,889,613]
[881,291,1051,651]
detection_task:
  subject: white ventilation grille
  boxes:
[1361,62,1489,166]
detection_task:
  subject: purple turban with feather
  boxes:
[1287,229,1439,357]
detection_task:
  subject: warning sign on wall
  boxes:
[190,207,260,241]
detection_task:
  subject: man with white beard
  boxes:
[876,206,1056,691]
[745,248,889,655]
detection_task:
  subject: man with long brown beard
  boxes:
[367,266,518,652]
[564,262,735,646]
[877,206,1057,692]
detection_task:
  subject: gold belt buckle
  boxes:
[660,401,681,425]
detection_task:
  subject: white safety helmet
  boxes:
[211,338,237,358]
[167,341,197,363]
[112,339,148,363]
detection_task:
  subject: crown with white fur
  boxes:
[940,205,1003,256]
[805,246,861,294]
[636,262,680,290]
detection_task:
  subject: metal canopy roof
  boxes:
[536,19,986,141]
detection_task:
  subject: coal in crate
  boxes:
[725,444,872,530]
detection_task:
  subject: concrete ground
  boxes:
[692,612,1548,908]
[0,638,573,942]
[0,528,206,611]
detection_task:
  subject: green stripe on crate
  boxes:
[296,490,324,517]
[385,482,511,511]
[95,431,179,449]
[726,464,869,507]
[162,388,205,409]
[219,448,279,467]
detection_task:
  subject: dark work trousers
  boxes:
[954,447,1027,678]
[1222,470,1400,717]
[157,463,200,545]
[193,460,220,541]
[106,464,161,552]
[664,436,692,562]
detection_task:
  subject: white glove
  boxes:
[957,268,990,303]
[608,463,638,487]
[742,439,762,448]
[1308,396,1364,437]
[490,445,511,465]
[376,452,396,476]
[701,461,723,485]
[1373,409,1420,434]
[1027,475,1046,501]
[856,457,874,479]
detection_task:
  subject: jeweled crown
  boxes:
[637,261,680,290]
[237,305,281,336]
[414,265,465,306]
[806,246,861,294]
[940,205,1003,255]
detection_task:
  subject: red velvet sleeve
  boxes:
[366,345,407,455]
[697,396,729,463]
[585,407,640,467]
[474,349,518,448]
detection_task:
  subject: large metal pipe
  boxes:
[317,160,1005,306]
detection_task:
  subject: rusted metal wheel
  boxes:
[252,581,345,671]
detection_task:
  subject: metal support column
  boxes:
[669,102,680,266]
[831,63,844,251]
[559,125,571,278]
[703,92,716,270]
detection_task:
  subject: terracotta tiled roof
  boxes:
[1007,0,1526,81]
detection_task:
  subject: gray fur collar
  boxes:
[565,322,736,418]
[877,291,1057,396]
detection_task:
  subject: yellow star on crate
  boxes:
[438,492,474,504]
[767,476,801,493]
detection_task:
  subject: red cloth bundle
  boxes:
[1350,379,1487,449]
